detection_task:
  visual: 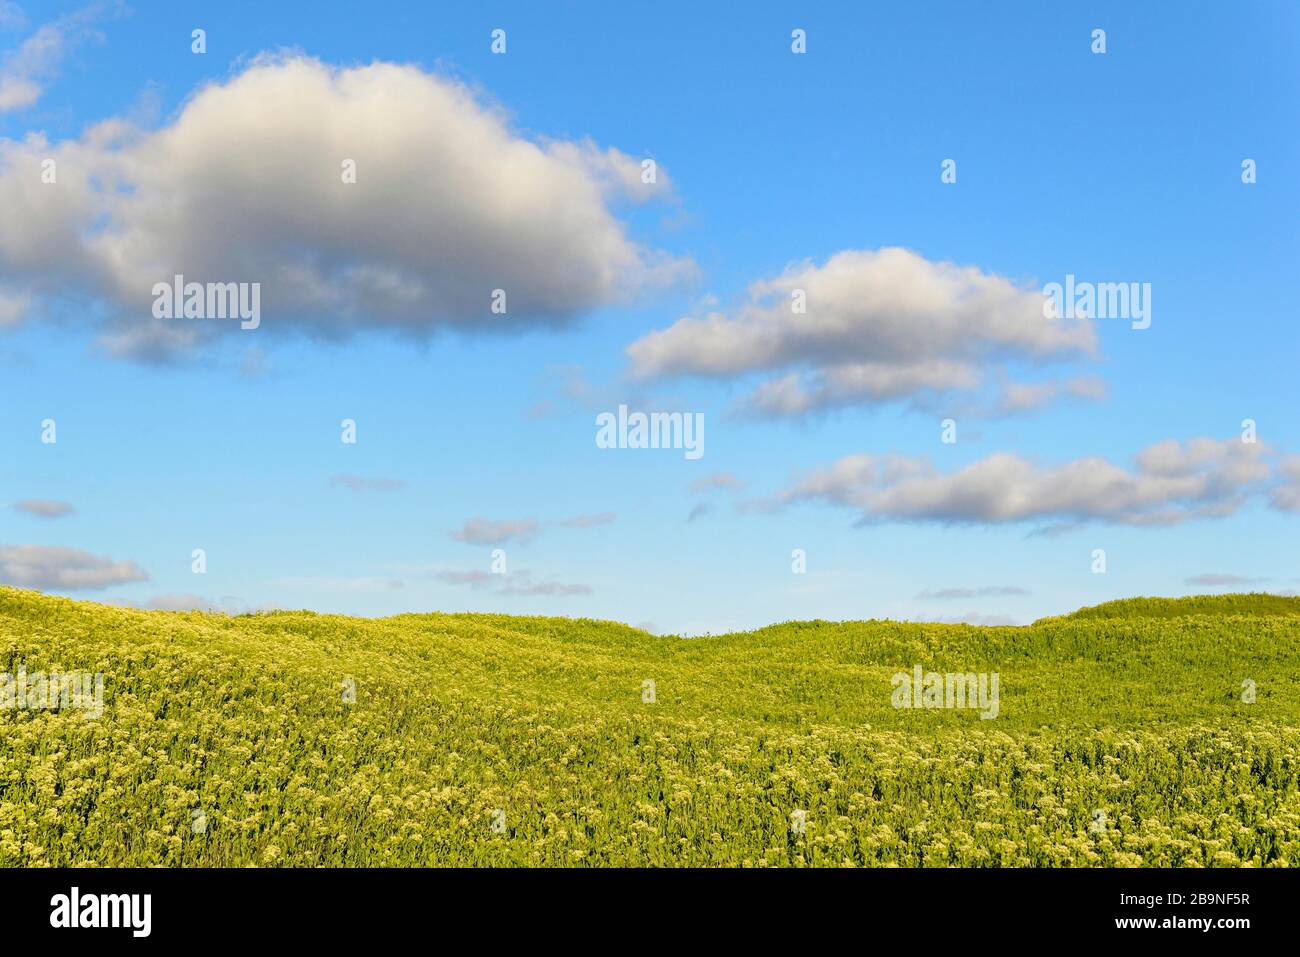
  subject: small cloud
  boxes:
[330,474,407,492]
[12,499,74,518]
[0,3,116,113]
[526,399,557,419]
[501,577,592,597]
[451,517,540,546]
[688,472,744,494]
[687,502,712,522]
[1185,574,1268,587]
[434,569,495,590]
[435,567,591,597]
[916,585,1030,600]
[559,512,616,528]
[0,543,147,590]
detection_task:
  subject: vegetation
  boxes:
[1,587,1298,866]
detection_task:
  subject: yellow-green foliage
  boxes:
[1,587,1299,867]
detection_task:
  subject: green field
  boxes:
[2,586,1299,867]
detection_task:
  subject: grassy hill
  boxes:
[1047,592,1300,621]
[2,586,1298,866]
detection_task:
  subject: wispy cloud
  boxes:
[451,517,540,546]
[996,375,1107,414]
[433,569,495,589]
[500,575,592,597]
[916,586,1030,600]
[11,498,74,518]
[435,567,591,597]
[1185,574,1268,587]
[0,3,116,113]
[330,474,407,492]
[559,512,616,528]
[689,472,744,494]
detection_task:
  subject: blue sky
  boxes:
[1,1,1297,633]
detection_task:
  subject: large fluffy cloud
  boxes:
[763,437,1273,529]
[626,247,1098,416]
[0,55,688,359]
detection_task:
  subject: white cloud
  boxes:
[0,543,147,589]
[627,247,1097,416]
[763,437,1272,529]
[0,55,689,359]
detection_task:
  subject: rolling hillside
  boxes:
[2,587,1298,866]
